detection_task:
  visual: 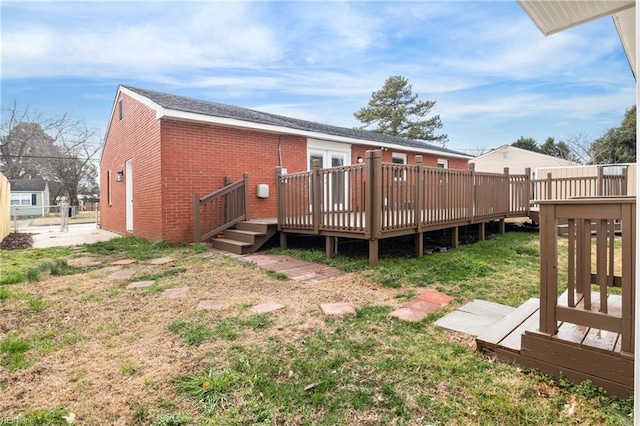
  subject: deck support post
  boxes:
[524,168,531,217]
[499,219,506,234]
[369,239,379,266]
[415,232,424,257]
[326,236,336,259]
[452,226,459,248]
[478,223,485,241]
[279,232,287,249]
[242,172,250,221]
[312,159,322,234]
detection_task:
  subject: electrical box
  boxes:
[256,184,269,198]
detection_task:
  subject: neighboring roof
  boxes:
[470,145,579,165]
[118,85,472,160]
[9,179,48,192]
[517,0,636,78]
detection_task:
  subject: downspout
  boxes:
[277,134,284,167]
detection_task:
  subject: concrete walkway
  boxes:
[22,223,120,248]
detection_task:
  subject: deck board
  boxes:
[476,298,539,348]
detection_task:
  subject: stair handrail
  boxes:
[193,172,249,243]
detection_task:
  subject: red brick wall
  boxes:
[99,93,163,240]
[159,120,307,242]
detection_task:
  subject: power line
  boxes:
[0,153,98,161]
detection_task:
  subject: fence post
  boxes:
[415,155,424,257]
[524,167,531,215]
[365,150,382,265]
[622,166,628,196]
[275,167,283,231]
[193,193,200,243]
[468,162,475,222]
[596,166,604,196]
[503,167,510,216]
[312,159,321,234]
[546,173,553,200]
[243,172,250,221]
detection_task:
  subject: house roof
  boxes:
[471,145,579,165]
[118,85,472,160]
[517,0,636,78]
[9,179,48,192]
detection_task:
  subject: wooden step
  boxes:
[210,238,252,255]
[224,229,263,244]
[476,298,539,351]
[236,221,273,233]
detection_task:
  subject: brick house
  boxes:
[99,85,472,243]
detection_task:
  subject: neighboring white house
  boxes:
[470,145,579,177]
[9,179,50,218]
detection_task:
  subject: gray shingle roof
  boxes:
[10,179,47,192]
[122,85,469,158]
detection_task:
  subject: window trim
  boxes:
[437,158,449,169]
[107,170,113,206]
[392,153,407,180]
[10,193,35,206]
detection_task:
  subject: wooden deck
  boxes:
[476,291,633,398]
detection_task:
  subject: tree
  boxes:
[511,136,539,152]
[1,101,101,205]
[354,75,447,145]
[589,105,636,164]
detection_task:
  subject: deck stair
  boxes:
[210,219,277,254]
[475,292,633,398]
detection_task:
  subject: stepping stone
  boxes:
[69,257,101,267]
[111,259,138,266]
[108,270,136,280]
[320,302,356,316]
[249,301,285,314]
[160,287,189,298]
[196,300,225,311]
[148,257,173,265]
[126,280,156,289]
[417,291,454,307]
[402,299,441,314]
[389,307,430,322]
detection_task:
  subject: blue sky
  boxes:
[1,1,636,154]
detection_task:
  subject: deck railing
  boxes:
[276,150,531,238]
[538,197,635,355]
[193,173,249,243]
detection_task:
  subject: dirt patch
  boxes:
[0,233,33,250]
[0,251,418,424]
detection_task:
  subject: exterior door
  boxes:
[308,148,349,211]
[125,159,133,232]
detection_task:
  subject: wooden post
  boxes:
[524,167,532,216]
[539,202,558,336]
[596,166,604,196]
[546,173,552,200]
[478,222,485,241]
[499,219,506,235]
[415,155,424,229]
[275,167,283,231]
[414,155,425,258]
[468,163,475,222]
[365,150,382,265]
[326,236,336,259]
[621,166,628,196]
[193,193,200,243]
[312,159,322,234]
[242,172,250,221]
[451,226,459,248]
[620,201,634,353]
[504,167,510,215]
[224,176,232,223]
[280,232,287,249]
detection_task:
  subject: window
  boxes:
[118,99,123,120]
[392,153,407,179]
[437,159,449,169]
[10,193,35,206]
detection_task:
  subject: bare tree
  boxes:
[1,100,101,205]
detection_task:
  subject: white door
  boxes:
[308,148,350,211]
[125,159,133,232]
